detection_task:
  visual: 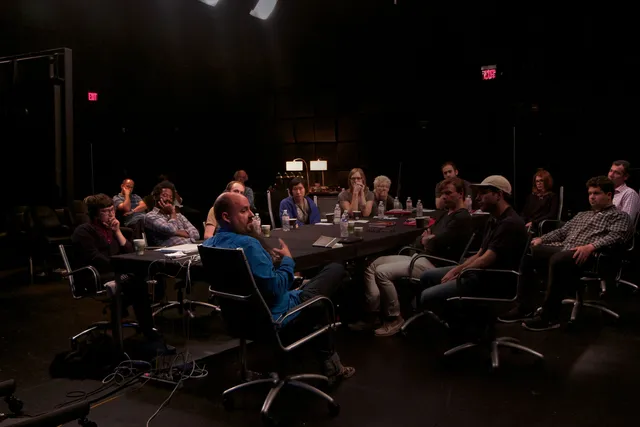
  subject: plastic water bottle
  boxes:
[313,195,318,206]
[254,213,261,234]
[378,200,385,217]
[416,199,423,217]
[282,209,290,231]
[406,197,413,212]
[465,195,473,211]
[340,211,349,237]
[393,197,401,210]
[333,204,341,225]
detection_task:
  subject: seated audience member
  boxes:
[203,192,354,382]
[372,175,395,212]
[435,161,473,210]
[502,176,632,331]
[353,177,473,336]
[339,168,375,217]
[279,177,321,226]
[234,169,255,209]
[420,176,528,308]
[204,181,246,239]
[608,160,640,220]
[113,178,147,227]
[520,169,560,233]
[144,181,200,246]
[72,194,170,349]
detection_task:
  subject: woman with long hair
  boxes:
[338,168,375,217]
[521,169,560,233]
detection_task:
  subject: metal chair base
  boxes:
[152,300,220,318]
[69,320,140,350]
[400,311,426,334]
[444,336,544,369]
[222,373,339,425]
[618,279,638,292]
[562,298,620,322]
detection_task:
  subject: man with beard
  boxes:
[202,192,355,383]
[419,175,528,307]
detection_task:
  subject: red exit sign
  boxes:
[88,92,98,101]
[481,65,497,80]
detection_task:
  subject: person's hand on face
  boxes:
[109,218,120,232]
[122,185,131,196]
[159,198,175,215]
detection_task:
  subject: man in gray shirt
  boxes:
[113,178,147,227]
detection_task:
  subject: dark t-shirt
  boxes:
[479,206,528,271]
[374,195,395,212]
[425,208,473,261]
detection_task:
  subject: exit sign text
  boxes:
[88,92,98,101]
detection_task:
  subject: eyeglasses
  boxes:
[100,207,115,215]
[350,176,363,181]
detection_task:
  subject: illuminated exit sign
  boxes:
[88,92,98,101]
[481,65,497,80]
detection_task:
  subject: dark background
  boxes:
[0,0,638,215]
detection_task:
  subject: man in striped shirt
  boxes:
[608,160,640,221]
[499,176,632,331]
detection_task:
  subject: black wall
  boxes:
[1,1,639,215]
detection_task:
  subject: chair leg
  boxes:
[562,298,580,322]
[69,326,101,350]
[222,378,277,398]
[152,301,182,317]
[183,300,221,313]
[582,302,620,319]
[260,381,286,421]
[490,341,500,369]
[400,311,426,334]
[443,342,478,357]
[497,340,545,360]
[618,279,638,291]
[287,379,338,408]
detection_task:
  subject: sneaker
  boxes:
[374,316,404,337]
[498,306,534,323]
[522,315,560,332]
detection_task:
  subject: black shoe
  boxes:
[498,306,534,323]
[522,315,560,332]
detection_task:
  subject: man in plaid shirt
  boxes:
[499,176,632,331]
[144,181,200,247]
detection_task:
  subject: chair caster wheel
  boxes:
[328,402,340,417]
[78,418,98,427]
[261,413,279,426]
[6,396,23,414]
[222,396,233,411]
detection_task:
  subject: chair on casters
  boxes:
[442,235,544,370]
[198,245,341,426]
[58,245,142,352]
[399,232,478,334]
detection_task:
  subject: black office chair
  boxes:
[443,235,544,370]
[58,245,142,353]
[0,379,23,415]
[562,213,639,322]
[198,245,341,426]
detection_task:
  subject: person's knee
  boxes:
[374,264,402,285]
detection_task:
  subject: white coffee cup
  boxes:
[133,239,146,255]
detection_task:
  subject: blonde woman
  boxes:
[339,168,375,217]
[372,175,395,212]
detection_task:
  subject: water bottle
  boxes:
[313,195,318,206]
[333,204,341,225]
[465,195,473,211]
[393,197,401,210]
[282,209,290,231]
[340,211,349,237]
[416,199,423,217]
[254,213,261,234]
[406,197,413,212]
[378,200,385,217]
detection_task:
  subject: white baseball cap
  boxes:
[472,175,512,195]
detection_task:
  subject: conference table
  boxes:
[109,216,433,351]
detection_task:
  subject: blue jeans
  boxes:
[419,266,460,307]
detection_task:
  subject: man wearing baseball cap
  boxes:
[419,175,529,313]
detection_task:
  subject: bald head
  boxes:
[121,179,135,193]
[214,192,253,234]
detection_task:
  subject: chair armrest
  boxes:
[63,265,104,296]
[448,268,520,302]
[275,295,335,326]
[410,254,458,277]
[274,295,338,353]
[397,245,423,256]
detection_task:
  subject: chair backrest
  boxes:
[58,245,82,298]
[627,212,640,252]
[198,245,276,339]
[316,196,339,216]
[266,189,289,229]
[457,232,477,263]
[557,186,564,220]
[32,205,62,230]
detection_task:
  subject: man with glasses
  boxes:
[71,194,173,353]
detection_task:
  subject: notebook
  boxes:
[156,243,200,254]
[312,236,339,248]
